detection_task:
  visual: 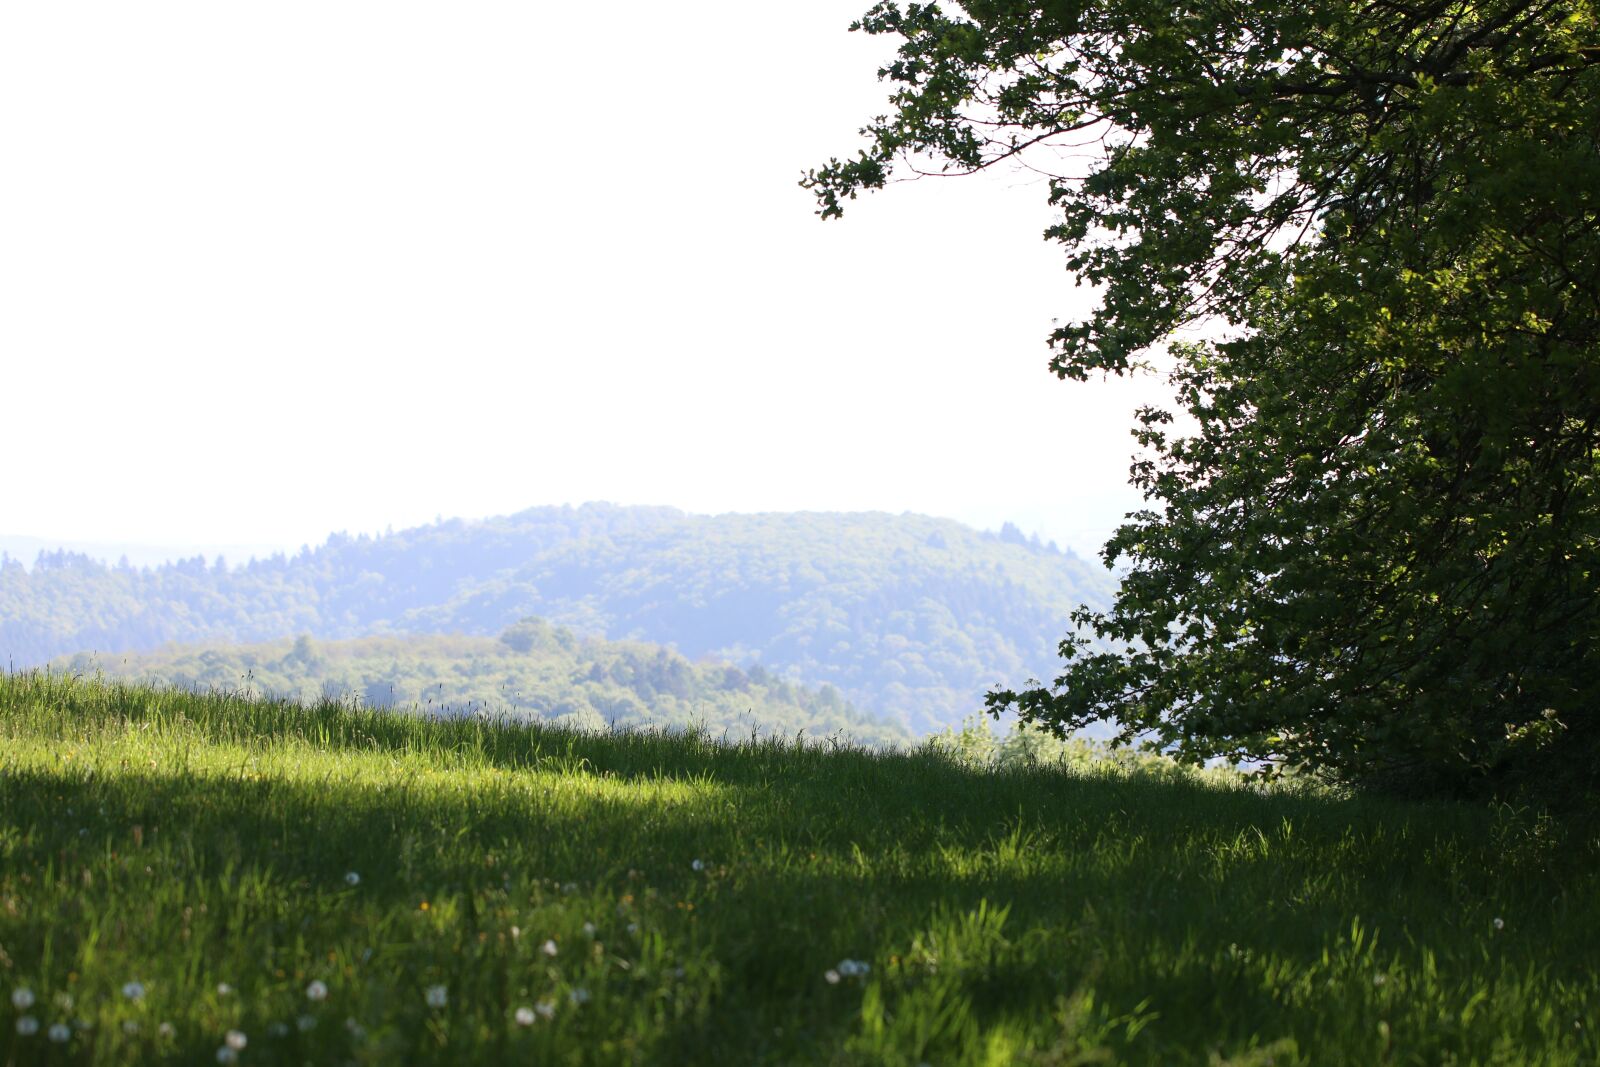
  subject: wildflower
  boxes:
[1373,974,1388,987]
[306,980,328,1002]
[510,925,521,940]
[824,969,841,985]
[11,988,34,1010]
[1493,917,1505,931]
[297,1014,317,1032]
[541,939,559,957]
[49,1023,72,1043]
[583,921,597,937]
[627,922,639,935]
[345,871,361,886]
[225,1029,247,1050]
[425,985,448,1009]
[158,1022,175,1039]
[691,859,705,872]
[216,1048,237,1065]
[569,987,591,1005]
[15,1016,39,1036]
[122,981,146,1002]
[216,983,234,996]
[514,1006,536,1026]
[534,999,556,1020]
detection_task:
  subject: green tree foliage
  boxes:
[808,0,1600,792]
[53,624,913,746]
[1,506,1113,734]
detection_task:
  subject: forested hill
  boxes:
[48,627,911,746]
[1,504,1115,733]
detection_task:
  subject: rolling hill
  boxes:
[2,504,1115,733]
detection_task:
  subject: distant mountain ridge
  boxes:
[1,504,1115,733]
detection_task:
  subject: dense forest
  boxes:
[3,504,1114,733]
[49,622,910,745]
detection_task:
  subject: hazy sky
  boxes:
[2,1,1176,562]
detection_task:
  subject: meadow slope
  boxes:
[1,673,1595,1065]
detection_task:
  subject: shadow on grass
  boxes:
[3,747,1596,1063]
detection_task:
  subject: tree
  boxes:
[808,0,1600,793]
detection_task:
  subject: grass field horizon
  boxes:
[2,671,1596,1064]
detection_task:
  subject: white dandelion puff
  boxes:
[569,987,591,1005]
[49,1023,72,1043]
[514,1006,536,1026]
[691,859,705,872]
[158,1022,175,1039]
[534,999,556,1020]
[305,980,328,1002]
[582,922,597,937]
[216,1047,237,1065]
[225,1029,247,1050]
[541,939,559,957]
[425,985,448,1009]
[10,988,34,1010]
[122,981,146,1002]
[15,1016,39,1037]
[1493,917,1505,930]
[345,871,361,886]
[216,983,234,997]
[824,969,841,985]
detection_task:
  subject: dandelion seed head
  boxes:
[345,871,360,886]
[1493,917,1505,930]
[49,1023,72,1043]
[535,999,556,1020]
[225,1029,247,1050]
[216,983,234,997]
[158,1022,175,1039]
[11,988,34,1010]
[569,987,591,1005]
[306,980,328,1002]
[583,922,597,937]
[514,1006,536,1026]
[691,859,705,872]
[15,1016,39,1037]
[121,981,145,1002]
[541,939,559,957]
[216,1047,237,1065]
[1373,974,1388,986]
[425,985,448,1009]
[824,969,841,985]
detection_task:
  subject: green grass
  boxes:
[1,673,1595,1065]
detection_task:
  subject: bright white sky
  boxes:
[1,0,1176,564]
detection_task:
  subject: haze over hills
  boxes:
[49,625,912,747]
[1,503,1115,733]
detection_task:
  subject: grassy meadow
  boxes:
[1,672,1596,1065]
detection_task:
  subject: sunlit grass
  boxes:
[1,672,1596,1064]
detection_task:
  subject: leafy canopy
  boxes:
[808,0,1600,792]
